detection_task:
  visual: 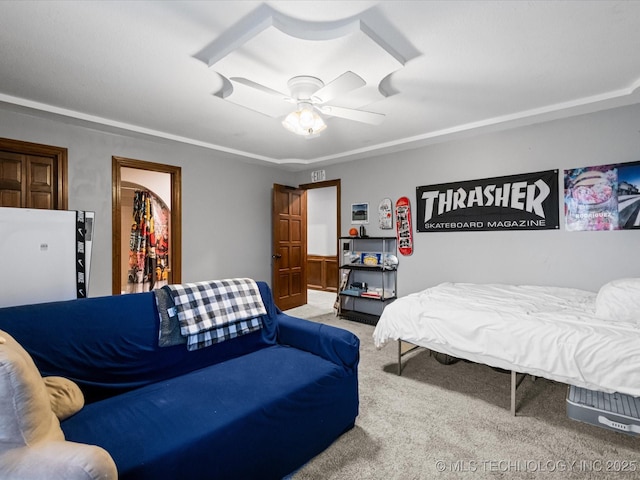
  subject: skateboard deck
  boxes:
[395,196,413,256]
[334,270,351,315]
[378,198,393,229]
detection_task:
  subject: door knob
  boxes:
[272,254,282,259]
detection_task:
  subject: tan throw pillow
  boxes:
[43,376,85,421]
[0,330,63,450]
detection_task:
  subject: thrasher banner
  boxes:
[416,170,559,232]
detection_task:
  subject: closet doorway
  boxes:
[112,157,182,295]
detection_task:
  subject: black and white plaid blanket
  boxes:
[162,278,266,351]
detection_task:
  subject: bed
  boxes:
[373,278,640,416]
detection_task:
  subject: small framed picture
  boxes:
[351,203,369,224]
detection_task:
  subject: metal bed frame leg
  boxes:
[398,341,526,416]
[397,340,421,376]
[511,370,517,416]
[511,370,526,416]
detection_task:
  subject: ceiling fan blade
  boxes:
[230,77,294,102]
[318,105,385,125]
[311,71,365,104]
[225,78,295,118]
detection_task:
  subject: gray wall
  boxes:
[297,104,640,295]
[0,107,294,297]
[3,102,639,300]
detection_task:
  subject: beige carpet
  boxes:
[291,313,640,480]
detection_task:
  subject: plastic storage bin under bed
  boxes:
[566,385,640,436]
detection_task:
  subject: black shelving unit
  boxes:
[337,236,397,325]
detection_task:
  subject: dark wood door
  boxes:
[272,184,307,311]
[0,138,67,209]
[0,151,24,207]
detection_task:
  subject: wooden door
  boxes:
[0,152,23,207]
[0,138,67,209]
[272,184,307,311]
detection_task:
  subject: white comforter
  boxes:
[373,282,640,396]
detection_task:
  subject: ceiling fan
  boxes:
[229,71,385,136]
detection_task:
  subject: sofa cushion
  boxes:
[44,376,84,421]
[0,330,63,449]
[62,344,358,480]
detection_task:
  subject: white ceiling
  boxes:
[2,1,640,171]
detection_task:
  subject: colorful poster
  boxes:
[617,162,640,229]
[415,170,559,232]
[564,161,640,231]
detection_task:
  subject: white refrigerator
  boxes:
[0,207,94,308]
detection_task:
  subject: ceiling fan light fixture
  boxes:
[282,104,327,136]
[298,105,316,129]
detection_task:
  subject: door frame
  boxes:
[299,179,341,291]
[299,178,341,241]
[111,156,182,294]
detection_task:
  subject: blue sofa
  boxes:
[0,282,359,479]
